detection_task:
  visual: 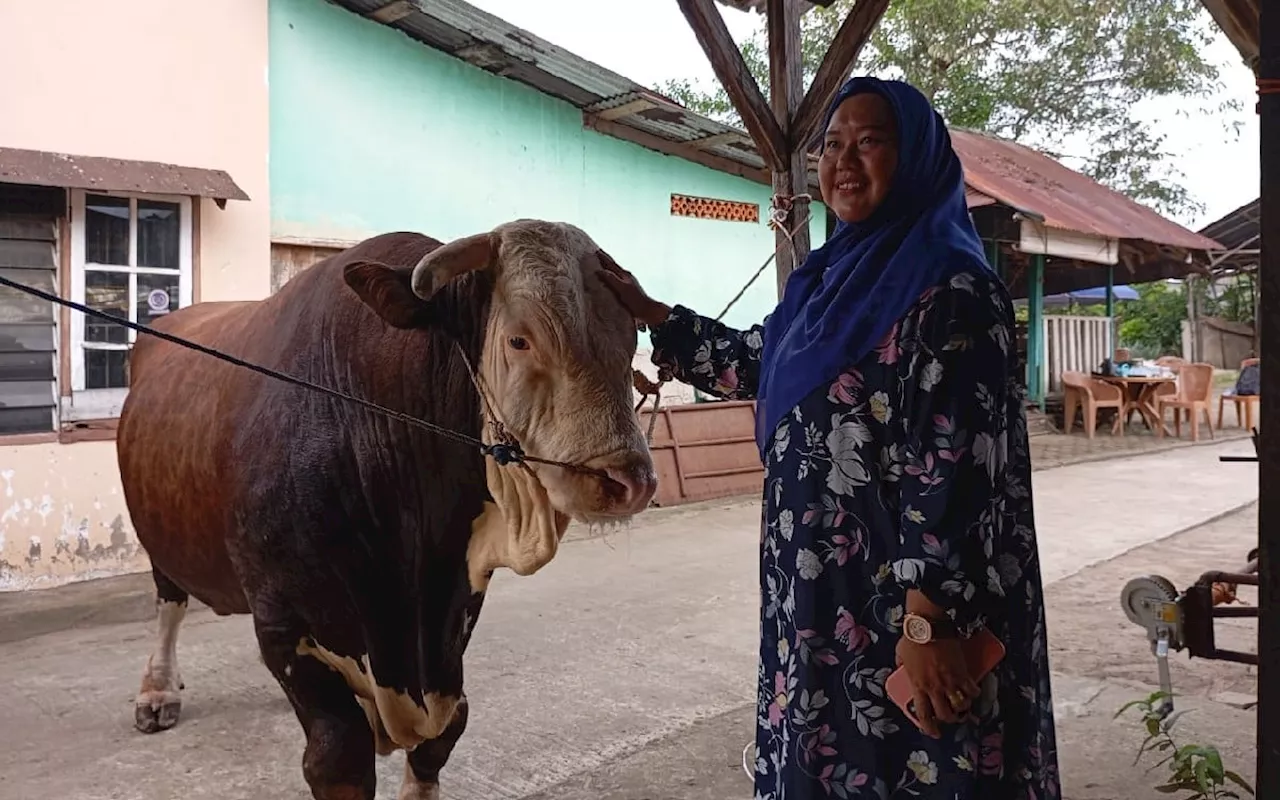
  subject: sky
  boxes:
[467,0,1260,232]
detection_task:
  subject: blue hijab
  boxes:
[755,77,994,457]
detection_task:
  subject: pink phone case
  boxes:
[886,627,1007,729]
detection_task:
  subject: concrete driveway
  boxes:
[0,438,1258,799]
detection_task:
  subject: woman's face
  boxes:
[818,93,899,224]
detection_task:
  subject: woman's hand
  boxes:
[895,637,981,738]
[595,250,671,329]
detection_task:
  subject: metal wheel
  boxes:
[1121,575,1179,626]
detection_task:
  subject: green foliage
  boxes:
[659,0,1242,218]
[1116,691,1255,799]
[1112,276,1256,358]
[1117,281,1187,358]
[1203,276,1256,326]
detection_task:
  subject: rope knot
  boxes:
[485,442,525,466]
[769,193,812,230]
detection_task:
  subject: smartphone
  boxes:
[885,627,1006,730]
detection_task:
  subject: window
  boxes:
[0,210,59,435]
[67,190,192,420]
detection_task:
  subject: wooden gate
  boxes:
[638,400,764,506]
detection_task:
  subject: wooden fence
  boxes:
[1042,314,1112,395]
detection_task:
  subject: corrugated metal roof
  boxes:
[1200,197,1259,251]
[950,129,1222,252]
[1198,197,1259,272]
[0,147,250,201]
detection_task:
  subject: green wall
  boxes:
[268,0,826,329]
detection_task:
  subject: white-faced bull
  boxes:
[116,220,658,799]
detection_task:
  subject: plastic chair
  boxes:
[1218,357,1260,430]
[1062,371,1124,438]
[1154,356,1186,422]
[1157,363,1215,442]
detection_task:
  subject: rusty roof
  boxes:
[0,148,250,202]
[950,129,1222,252]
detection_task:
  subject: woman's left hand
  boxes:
[895,637,981,738]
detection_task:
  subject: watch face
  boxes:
[904,614,932,643]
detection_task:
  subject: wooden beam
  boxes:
[677,0,788,170]
[366,0,416,24]
[688,131,751,149]
[1255,0,1280,794]
[591,98,658,122]
[768,0,811,294]
[583,114,771,186]
[790,0,891,149]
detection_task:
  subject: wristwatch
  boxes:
[902,612,959,644]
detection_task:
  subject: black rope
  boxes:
[0,274,604,476]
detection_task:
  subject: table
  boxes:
[1097,375,1177,433]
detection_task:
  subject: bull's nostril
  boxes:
[600,472,630,500]
[601,461,658,511]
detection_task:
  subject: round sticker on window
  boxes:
[146,288,171,316]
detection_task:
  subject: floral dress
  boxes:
[650,270,1060,800]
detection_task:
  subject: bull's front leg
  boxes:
[399,697,470,800]
[253,606,377,800]
[135,566,189,733]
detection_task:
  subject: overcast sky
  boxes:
[468,0,1259,232]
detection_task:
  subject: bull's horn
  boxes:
[410,232,496,300]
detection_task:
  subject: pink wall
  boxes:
[0,0,271,589]
[0,0,271,301]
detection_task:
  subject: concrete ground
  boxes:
[1029,422,1252,471]
[0,438,1259,800]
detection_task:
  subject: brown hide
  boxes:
[116,232,461,616]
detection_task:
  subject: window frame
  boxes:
[65,189,193,421]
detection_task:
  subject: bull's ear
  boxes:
[410,232,496,300]
[343,260,428,329]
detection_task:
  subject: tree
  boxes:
[660,0,1241,219]
[1117,280,1187,356]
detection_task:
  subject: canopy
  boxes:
[1042,285,1140,307]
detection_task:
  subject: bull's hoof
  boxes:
[135,697,182,733]
[398,781,441,800]
[399,762,441,800]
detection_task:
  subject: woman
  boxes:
[601,78,1060,799]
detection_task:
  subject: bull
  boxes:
[116,220,657,799]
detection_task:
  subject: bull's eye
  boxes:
[508,336,530,351]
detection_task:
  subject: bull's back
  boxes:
[118,301,264,614]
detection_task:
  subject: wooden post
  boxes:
[1257,0,1279,792]
[679,0,889,299]
[768,0,810,296]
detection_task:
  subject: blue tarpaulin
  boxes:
[1038,285,1140,306]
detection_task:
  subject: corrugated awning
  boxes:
[0,147,249,202]
[965,186,997,209]
[950,129,1222,252]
